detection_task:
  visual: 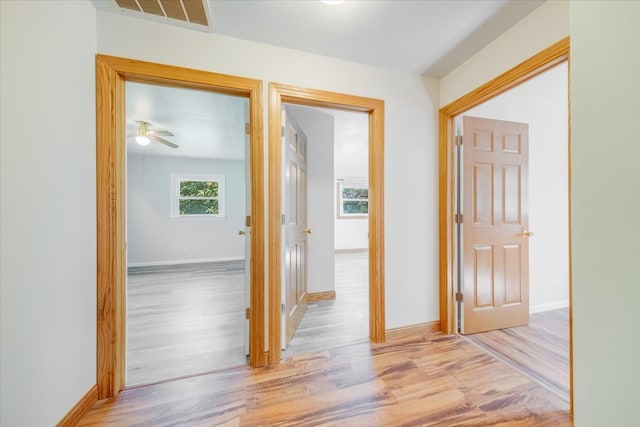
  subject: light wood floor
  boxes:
[126,261,247,386]
[127,252,369,385]
[464,307,570,401]
[284,251,369,357]
[81,331,571,426]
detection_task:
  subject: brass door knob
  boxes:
[303,229,312,234]
[521,230,534,237]
[238,230,246,235]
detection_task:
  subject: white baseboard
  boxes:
[128,256,245,268]
[530,299,569,314]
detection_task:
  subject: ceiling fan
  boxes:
[128,121,178,148]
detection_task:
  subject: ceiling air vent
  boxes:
[113,0,210,28]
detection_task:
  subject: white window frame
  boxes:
[170,173,226,220]
[337,180,369,219]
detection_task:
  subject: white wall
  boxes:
[98,11,441,329]
[0,2,97,426]
[127,154,245,265]
[571,1,640,425]
[335,217,368,250]
[464,62,569,312]
[334,112,369,251]
[287,108,336,294]
[440,0,569,107]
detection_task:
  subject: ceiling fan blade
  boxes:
[127,132,139,138]
[149,130,174,136]
[151,135,179,149]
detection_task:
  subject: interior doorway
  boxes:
[454,61,570,400]
[279,104,371,357]
[439,38,571,408]
[124,82,251,386]
[267,83,385,365]
[96,55,265,399]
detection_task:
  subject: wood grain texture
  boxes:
[96,55,265,399]
[96,56,126,399]
[269,83,385,366]
[284,252,369,358]
[437,37,572,412]
[465,308,570,401]
[56,385,98,427]
[386,320,441,342]
[79,333,571,426]
[438,37,569,335]
[306,290,337,302]
[126,261,248,386]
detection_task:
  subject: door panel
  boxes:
[282,109,308,348]
[461,116,529,334]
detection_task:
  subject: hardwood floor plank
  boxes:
[463,307,570,400]
[80,333,571,426]
[127,252,369,386]
[283,251,369,357]
[126,260,247,386]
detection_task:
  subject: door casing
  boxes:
[96,55,265,399]
[438,37,572,411]
[268,83,385,365]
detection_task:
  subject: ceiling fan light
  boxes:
[135,135,150,146]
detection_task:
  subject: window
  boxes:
[337,180,368,218]
[170,174,225,219]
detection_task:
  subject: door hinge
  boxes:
[455,213,463,224]
[281,126,285,137]
[246,215,252,227]
[455,292,464,303]
[281,214,286,225]
[455,135,463,146]
[245,307,250,320]
[281,303,285,315]
[245,122,250,135]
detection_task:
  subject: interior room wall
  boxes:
[334,113,369,251]
[0,2,97,426]
[97,11,440,329]
[571,1,640,424]
[126,153,245,265]
[440,0,569,106]
[464,62,569,312]
[286,108,335,294]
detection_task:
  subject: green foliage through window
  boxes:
[180,180,219,198]
[338,181,369,217]
[172,174,225,217]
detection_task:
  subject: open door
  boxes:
[460,116,530,334]
[243,105,251,356]
[281,109,309,349]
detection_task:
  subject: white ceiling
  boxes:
[126,82,247,160]
[94,0,545,77]
[207,0,544,77]
[119,0,546,161]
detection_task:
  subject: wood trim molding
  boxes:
[385,321,442,342]
[438,36,570,334]
[438,36,571,411]
[96,55,265,399]
[56,385,98,427]
[306,290,336,302]
[269,83,385,365]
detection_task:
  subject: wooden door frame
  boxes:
[268,83,385,365]
[96,55,265,399]
[438,37,572,410]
